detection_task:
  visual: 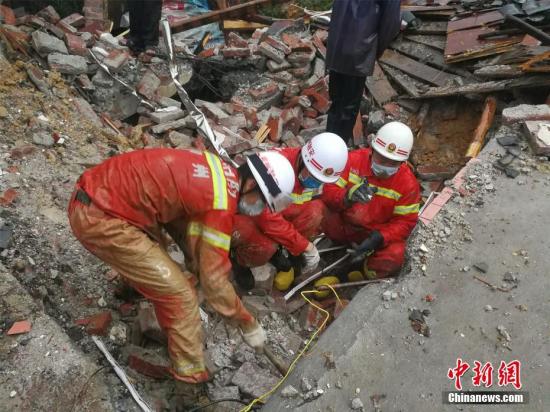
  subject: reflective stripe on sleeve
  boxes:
[204,151,228,210]
[348,173,362,185]
[187,221,231,251]
[370,184,402,201]
[394,203,420,215]
[336,177,348,188]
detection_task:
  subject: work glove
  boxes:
[345,181,377,207]
[349,230,384,264]
[302,242,320,272]
[241,322,267,353]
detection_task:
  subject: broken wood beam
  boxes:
[505,14,550,46]
[222,19,267,31]
[416,75,550,98]
[466,96,497,158]
[365,62,398,106]
[170,0,290,33]
[379,63,422,98]
[380,49,459,87]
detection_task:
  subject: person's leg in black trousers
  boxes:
[141,0,162,49]
[127,0,144,52]
[326,71,366,146]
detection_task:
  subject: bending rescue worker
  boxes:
[68,148,295,383]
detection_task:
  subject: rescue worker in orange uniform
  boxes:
[322,122,420,278]
[231,133,348,287]
[68,148,295,383]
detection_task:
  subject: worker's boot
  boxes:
[269,247,292,272]
[231,260,255,291]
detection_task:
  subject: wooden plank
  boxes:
[447,10,503,33]
[389,39,473,80]
[405,34,446,51]
[380,49,457,87]
[170,0,288,33]
[416,75,550,99]
[365,62,398,105]
[222,19,267,31]
[379,63,423,98]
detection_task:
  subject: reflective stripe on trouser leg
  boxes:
[68,202,206,378]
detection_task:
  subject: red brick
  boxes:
[7,320,31,335]
[267,115,283,142]
[312,34,326,58]
[353,112,364,146]
[198,47,216,58]
[64,33,87,56]
[75,311,113,336]
[290,65,311,79]
[281,106,303,135]
[304,108,318,118]
[0,188,18,206]
[60,13,85,28]
[265,35,291,55]
[383,102,401,118]
[222,47,251,58]
[249,81,279,100]
[284,81,301,98]
[128,351,170,379]
[103,49,130,72]
[0,5,16,25]
[80,20,105,35]
[313,29,328,44]
[301,117,318,129]
[193,136,207,151]
[227,32,248,48]
[26,15,47,28]
[0,25,30,55]
[281,33,301,49]
[302,78,330,113]
[56,20,78,34]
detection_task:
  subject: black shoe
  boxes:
[269,247,293,272]
[232,262,255,291]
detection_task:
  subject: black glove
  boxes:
[345,181,377,207]
[350,231,384,264]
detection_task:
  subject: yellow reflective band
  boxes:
[204,151,228,210]
[186,222,231,251]
[348,173,362,185]
[369,184,402,201]
[290,190,315,205]
[336,177,348,188]
[394,203,420,215]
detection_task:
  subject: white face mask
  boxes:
[371,160,399,178]
[238,197,265,216]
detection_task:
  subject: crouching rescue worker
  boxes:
[231,133,348,290]
[68,148,295,383]
[322,122,420,278]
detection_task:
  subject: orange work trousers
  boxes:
[68,195,253,382]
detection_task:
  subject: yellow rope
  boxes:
[239,286,342,412]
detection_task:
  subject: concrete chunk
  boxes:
[151,117,190,134]
[251,264,276,293]
[148,108,186,124]
[231,362,279,399]
[48,53,87,75]
[32,31,68,56]
[503,104,550,124]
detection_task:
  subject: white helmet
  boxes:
[246,151,295,213]
[301,132,348,183]
[371,121,414,162]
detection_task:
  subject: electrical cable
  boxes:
[239,284,342,412]
[187,397,249,412]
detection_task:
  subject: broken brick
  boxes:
[383,102,401,118]
[312,33,327,58]
[56,20,78,35]
[48,53,87,75]
[523,120,550,156]
[249,81,279,100]
[264,35,291,55]
[302,78,330,113]
[77,74,95,91]
[197,100,229,122]
[243,107,259,129]
[227,32,248,48]
[137,69,161,101]
[103,49,130,72]
[64,33,87,56]
[301,117,319,130]
[198,48,216,58]
[258,42,285,64]
[75,311,113,336]
[281,106,303,136]
[60,13,85,28]
[288,50,315,67]
[32,31,68,56]
[266,59,291,73]
[0,6,16,25]
[45,23,65,39]
[167,130,194,148]
[267,114,283,142]
[284,81,301,98]
[7,320,32,335]
[0,25,30,55]
[0,189,18,206]
[37,5,60,24]
[25,15,47,28]
[281,33,301,49]
[502,104,550,124]
[193,136,207,151]
[222,47,251,58]
[353,112,364,146]
[74,98,103,127]
[119,303,136,317]
[304,108,318,118]
[127,347,171,379]
[290,65,312,79]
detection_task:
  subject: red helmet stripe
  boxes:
[309,158,323,171]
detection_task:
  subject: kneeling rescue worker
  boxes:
[322,122,420,279]
[68,148,295,383]
[230,133,348,289]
